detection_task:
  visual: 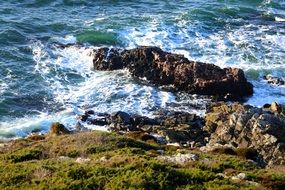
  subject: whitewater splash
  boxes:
[0,38,209,140]
[1,33,285,139]
[1,0,285,139]
[1,30,285,140]
[122,16,285,106]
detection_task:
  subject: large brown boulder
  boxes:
[92,46,253,99]
[49,122,70,136]
[203,102,285,167]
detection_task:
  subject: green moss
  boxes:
[7,149,43,163]
[67,150,80,158]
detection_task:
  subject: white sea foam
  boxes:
[3,6,285,139]
[0,82,8,98]
[0,110,76,140]
[0,68,13,101]
[247,81,285,106]
[123,15,285,72]
[50,35,77,45]
[122,14,285,109]
[0,38,210,139]
[275,17,285,22]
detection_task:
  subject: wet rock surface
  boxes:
[92,46,253,99]
[203,102,285,167]
[264,74,285,86]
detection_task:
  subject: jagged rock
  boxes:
[90,118,108,126]
[79,114,89,122]
[93,48,124,70]
[79,110,207,147]
[204,102,285,167]
[85,110,95,115]
[263,74,285,86]
[75,157,91,164]
[231,173,247,182]
[111,111,132,125]
[49,122,70,136]
[162,129,190,143]
[131,115,159,126]
[92,46,253,99]
[75,122,90,132]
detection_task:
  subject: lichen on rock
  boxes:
[204,102,285,167]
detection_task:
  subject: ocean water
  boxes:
[0,0,284,139]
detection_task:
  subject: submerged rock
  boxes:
[92,46,253,99]
[264,74,285,86]
[204,102,285,167]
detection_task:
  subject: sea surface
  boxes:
[0,0,284,139]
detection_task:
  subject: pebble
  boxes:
[75,157,91,164]
[158,153,198,164]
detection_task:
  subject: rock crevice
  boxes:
[204,102,285,166]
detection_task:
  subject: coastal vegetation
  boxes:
[0,130,284,190]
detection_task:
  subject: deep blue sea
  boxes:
[0,0,285,139]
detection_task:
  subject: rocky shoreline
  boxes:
[1,46,284,189]
[16,45,283,169]
[55,46,282,168]
[74,101,285,168]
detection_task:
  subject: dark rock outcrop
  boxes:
[203,102,285,167]
[92,46,253,99]
[79,110,207,147]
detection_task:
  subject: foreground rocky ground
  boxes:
[80,101,285,169]
[0,130,285,190]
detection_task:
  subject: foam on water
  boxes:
[124,17,285,71]
[0,82,8,98]
[0,37,209,139]
[50,35,77,45]
[122,11,285,106]
[0,68,13,102]
[1,0,285,139]
[275,17,285,22]
[247,81,285,106]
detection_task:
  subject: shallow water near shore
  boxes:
[0,0,285,139]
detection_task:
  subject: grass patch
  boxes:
[7,149,43,163]
[0,131,284,189]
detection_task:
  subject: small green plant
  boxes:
[8,149,43,163]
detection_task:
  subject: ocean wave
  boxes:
[1,0,285,139]
[75,31,122,46]
[275,16,285,22]
[0,40,208,139]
